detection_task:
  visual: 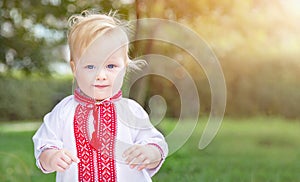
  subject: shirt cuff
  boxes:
[37,145,60,173]
[145,143,166,177]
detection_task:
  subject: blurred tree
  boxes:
[0,0,299,118]
[0,0,134,75]
[130,0,300,118]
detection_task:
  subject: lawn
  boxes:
[0,117,300,182]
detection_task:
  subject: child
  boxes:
[32,10,168,182]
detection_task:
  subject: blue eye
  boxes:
[106,64,115,69]
[85,65,95,69]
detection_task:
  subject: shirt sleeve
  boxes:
[125,99,169,177]
[133,125,168,177]
[32,96,73,173]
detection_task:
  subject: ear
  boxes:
[70,60,76,77]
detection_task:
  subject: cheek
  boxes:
[111,69,126,88]
[75,70,95,86]
[115,68,126,81]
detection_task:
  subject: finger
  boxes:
[125,149,142,165]
[64,150,80,163]
[123,145,139,157]
[56,161,70,172]
[129,154,147,169]
[129,158,140,169]
[52,158,69,172]
[60,151,72,165]
[137,159,151,171]
[55,165,66,172]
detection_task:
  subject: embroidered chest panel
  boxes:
[74,102,117,182]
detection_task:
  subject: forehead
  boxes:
[78,28,128,64]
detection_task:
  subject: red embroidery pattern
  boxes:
[74,90,119,182]
[98,102,117,181]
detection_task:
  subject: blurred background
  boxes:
[0,0,300,181]
[1,0,300,120]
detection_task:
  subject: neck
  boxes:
[74,89,122,105]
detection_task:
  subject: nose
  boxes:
[96,69,107,80]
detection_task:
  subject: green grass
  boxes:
[154,117,300,182]
[1,117,300,182]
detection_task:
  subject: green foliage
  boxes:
[224,59,300,118]
[1,0,299,118]
[0,76,72,121]
[0,0,133,75]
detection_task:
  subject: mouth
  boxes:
[93,85,109,89]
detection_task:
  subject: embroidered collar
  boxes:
[74,89,122,106]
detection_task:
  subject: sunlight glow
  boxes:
[280,0,300,16]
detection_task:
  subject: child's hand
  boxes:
[39,149,80,172]
[123,144,162,171]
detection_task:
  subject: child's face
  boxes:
[73,33,127,100]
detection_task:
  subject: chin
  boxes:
[94,94,110,101]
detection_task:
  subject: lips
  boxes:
[94,84,109,88]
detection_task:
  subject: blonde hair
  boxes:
[67,10,130,64]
